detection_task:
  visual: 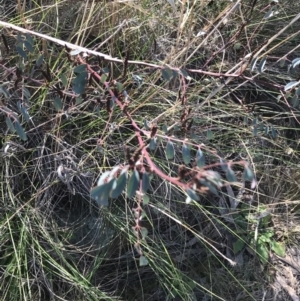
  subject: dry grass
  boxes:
[1,0,300,300]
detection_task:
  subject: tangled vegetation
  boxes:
[1,0,300,300]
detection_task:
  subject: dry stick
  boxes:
[0,21,244,79]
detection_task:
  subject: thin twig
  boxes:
[0,20,250,79]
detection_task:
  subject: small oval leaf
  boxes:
[116,82,123,92]
[180,69,189,78]
[292,57,300,69]
[25,34,34,46]
[182,144,191,165]
[36,54,44,67]
[70,49,82,56]
[143,119,150,130]
[263,8,274,20]
[139,255,149,266]
[258,57,267,73]
[16,46,27,60]
[24,40,34,53]
[199,179,218,195]
[91,179,114,206]
[196,149,205,168]
[143,194,150,205]
[101,74,107,83]
[127,170,140,198]
[111,171,127,199]
[271,126,277,139]
[226,167,237,182]
[161,67,173,81]
[186,188,199,201]
[140,227,148,239]
[76,96,83,105]
[185,195,193,204]
[60,73,68,87]
[243,166,255,182]
[142,172,150,193]
[53,97,63,111]
[162,124,168,134]
[250,57,258,72]
[20,106,30,122]
[220,158,228,173]
[233,239,245,254]
[6,117,15,133]
[15,121,27,141]
[97,171,111,186]
[73,83,86,95]
[207,129,213,140]
[73,72,87,85]
[74,64,87,73]
[284,81,300,91]
[149,138,157,151]
[166,141,175,160]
